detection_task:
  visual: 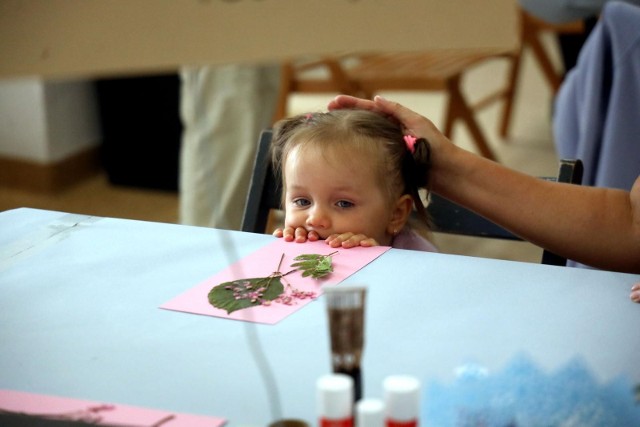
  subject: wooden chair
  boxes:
[274,7,588,156]
[240,129,584,267]
[274,48,516,162]
[500,8,585,137]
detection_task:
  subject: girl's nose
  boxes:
[306,205,330,229]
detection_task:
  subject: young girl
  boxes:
[271,109,437,252]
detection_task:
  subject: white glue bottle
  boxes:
[356,398,385,427]
[382,375,421,427]
[317,373,354,427]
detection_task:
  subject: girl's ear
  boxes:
[387,194,414,235]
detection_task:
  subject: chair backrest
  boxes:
[241,129,281,234]
[427,159,583,266]
[241,129,583,266]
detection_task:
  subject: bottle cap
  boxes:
[356,398,385,427]
[316,373,354,419]
[383,375,421,421]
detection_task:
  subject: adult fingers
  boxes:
[631,283,640,303]
[327,95,381,113]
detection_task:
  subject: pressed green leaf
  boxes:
[291,253,335,279]
[208,277,284,314]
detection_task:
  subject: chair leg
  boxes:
[443,89,456,139]
[499,51,522,138]
[272,63,294,123]
[523,16,563,94]
[446,76,498,161]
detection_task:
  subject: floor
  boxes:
[0,34,563,265]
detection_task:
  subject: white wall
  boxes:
[43,79,101,162]
[0,77,101,164]
[0,78,48,161]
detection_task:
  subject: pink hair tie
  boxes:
[404,135,418,154]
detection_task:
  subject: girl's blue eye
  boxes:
[336,200,354,208]
[293,199,311,207]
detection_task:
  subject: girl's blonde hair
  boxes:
[271,109,432,232]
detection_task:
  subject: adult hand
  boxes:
[328,95,447,153]
[631,283,640,303]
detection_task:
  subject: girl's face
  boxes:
[283,143,397,245]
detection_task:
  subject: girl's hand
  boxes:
[631,283,640,303]
[273,226,320,243]
[325,232,379,249]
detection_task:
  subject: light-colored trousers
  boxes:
[179,64,281,230]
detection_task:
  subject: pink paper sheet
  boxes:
[160,239,389,324]
[0,389,225,426]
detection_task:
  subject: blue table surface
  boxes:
[1,208,639,426]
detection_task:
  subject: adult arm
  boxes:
[328,95,640,274]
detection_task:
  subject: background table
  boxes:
[1,208,639,426]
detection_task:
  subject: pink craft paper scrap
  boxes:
[160,238,389,324]
[0,389,226,427]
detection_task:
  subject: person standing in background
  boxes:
[179,64,281,230]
